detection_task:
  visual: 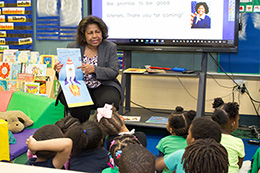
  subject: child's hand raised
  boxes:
[26,135,37,154]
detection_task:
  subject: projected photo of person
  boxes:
[191,2,211,28]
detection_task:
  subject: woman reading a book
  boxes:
[54,16,123,123]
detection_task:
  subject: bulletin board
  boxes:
[36,0,83,40]
[218,13,260,74]
[0,0,33,52]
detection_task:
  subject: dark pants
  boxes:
[58,85,121,123]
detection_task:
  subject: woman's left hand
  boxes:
[77,63,95,74]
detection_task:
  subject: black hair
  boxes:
[76,15,108,45]
[93,105,123,135]
[119,144,155,173]
[109,134,141,167]
[168,110,196,138]
[212,102,239,130]
[33,125,64,160]
[182,139,228,173]
[65,121,104,155]
[212,97,224,108]
[55,116,81,134]
[195,2,209,14]
[190,117,222,143]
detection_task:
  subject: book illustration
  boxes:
[53,80,60,97]
[122,116,141,122]
[57,48,93,108]
[6,80,17,91]
[16,50,30,63]
[35,79,46,94]
[0,62,11,79]
[123,68,147,74]
[24,82,39,94]
[0,80,7,91]
[26,64,47,76]
[30,51,40,64]
[41,55,54,68]
[145,116,168,124]
[10,63,22,80]
[17,73,34,91]
[3,49,18,64]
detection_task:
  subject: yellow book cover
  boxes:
[123,68,147,74]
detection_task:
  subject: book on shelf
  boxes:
[147,69,166,73]
[24,82,40,94]
[123,68,147,73]
[122,116,141,122]
[145,116,168,124]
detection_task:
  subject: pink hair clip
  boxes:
[97,104,113,122]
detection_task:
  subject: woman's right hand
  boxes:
[53,61,63,73]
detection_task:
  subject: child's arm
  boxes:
[155,157,166,171]
[238,157,244,168]
[26,135,72,169]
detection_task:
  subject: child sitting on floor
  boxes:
[65,120,109,172]
[92,104,147,148]
[102,134,142,173]
[156,107,196,157]
[25,124,72,169]
[182,138,228,173]
[119,144,155,173]
[212,102,245,173]
[155,117,223,173]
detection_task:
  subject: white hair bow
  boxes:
[97,104,113,122]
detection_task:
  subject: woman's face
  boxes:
[85,23,102,48]
[197,5,205,15]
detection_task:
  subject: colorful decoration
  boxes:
[0,62,10,79]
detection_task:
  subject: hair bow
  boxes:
[97,104,113,122]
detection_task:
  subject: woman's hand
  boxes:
[77,63,95,74]
[53,61,63,73]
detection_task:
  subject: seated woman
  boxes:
[54,16,123,123]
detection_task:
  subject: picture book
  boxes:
[16,50,30,63]
[53,80,60,97]
[10,63,22,80]
[0,62,11,79]
[123,68,147,74]
[0,80,7,91]
[3,49,18,64]
[30,51,40,64]
[41,55,54,68]
[24,82,39,94]
[122,116,141,122]
[25,64,47,76]
[147,69,166,73]
[6,80,17,91]
[57,48,93,108]
[17,73,34,91]
[35,78,46,94]
[145,116,168,124]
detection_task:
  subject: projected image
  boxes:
[191,1,211,28]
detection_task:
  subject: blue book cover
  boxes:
[146,116,168,124]
[0,80,7,91]
[57,48,93,108]
[10,63,22,80]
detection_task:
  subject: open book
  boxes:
[145,116,168,124]
[57,48,93,108]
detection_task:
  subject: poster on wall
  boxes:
[0,0,33,52]
[36,0,83,40]
[240,0,260,13]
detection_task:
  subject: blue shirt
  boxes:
[164,149,185,173]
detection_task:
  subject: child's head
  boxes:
[33,125,64,160]
[55,116,81,134]
[212,97,225,108]
[212,102,240,132]
[119,144,155,173]
[182,138,229,173]
[93,104,123,135]
[65,121,104,155]
[186,117,222,145]
[167,109,196,138]
[108,134,141,168]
